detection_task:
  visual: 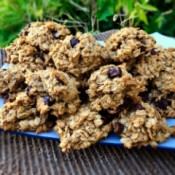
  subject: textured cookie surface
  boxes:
[148,89,175,118]
[152,48,175,94]
[20,21,71,50]
[0,92,53,133]
[87,64,145,111]
[5,37,47,71]
[2,24,175,152]
[105,27,156,64]
[131,45,165,81]
[113,103,172,148]
[5,22,71,71]
[49,33,106,78]
[25,69,80,117]
[0,67,25,95]
[54,105,112,152]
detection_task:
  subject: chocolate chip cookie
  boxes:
[0,67,25,95]
[49,33,106,78]
[105,27,156,65]
[54,105,112,152]
[25,69,80,117]
[0,92,53,133]
[87,64,145,111]
[113,102,173,148]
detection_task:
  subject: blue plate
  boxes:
[1,33,175,150]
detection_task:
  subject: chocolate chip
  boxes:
[26,86,32,92]
[48,113,57,125]
[52,30,60,39]
[113,122,124,135]
[19,24,30,36]
[135,104,145,110]
[43,95,53,106]
[78,87,88,103]
[140,46,146,52]
[117,42,122,49]
[69,130,73,135]
[108,68,122,79]
[99,110,118,125]
[35,47,45,61]
[3,93,9,99]
[167,92,174,99]
[26,86,32,95]
[140,39,146,44]
[146,80,154,91]
[150,48,156,55]
[120,97,133,109]
[139,91,149,102]
[154,99,168,109]
[70,37,79,47]
[20,31,28,36]
[35,51,44,61]
[36,46,41,52]
[39,51,44,59]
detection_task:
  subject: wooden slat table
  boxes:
[1,31,175,175]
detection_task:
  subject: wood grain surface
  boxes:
[1,31,175,175]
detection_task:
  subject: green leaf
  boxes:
[126,0,134,13]
[140,0,149,4]
[156,16,164,28]
[115,1,123,11]
[165,0,172,3]
[138,4,158,11]
[129,9,137,24]
[96,0,115,21]
[135,3,148,24]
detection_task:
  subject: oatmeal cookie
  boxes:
[38,69,80,116]
[25,71,46,96]
[105,27,156,65]
[39,68,79,101]
[2,92,19,104]
[5,37,51,70]
[87,64,145,111]
[152,48,175,94]
[20,21,71,51]
[0,92,53,133]
[148,89,175,118]
[0,67,25,95]
[54,105,112,152]
[5,22,70,69]
[25,69,80,117]
[113,102,172,148]
[131,45,165,81]
[49,33,106,78]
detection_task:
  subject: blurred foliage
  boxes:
[0,0,175,47]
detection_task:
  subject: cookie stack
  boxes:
[0,21,174,152]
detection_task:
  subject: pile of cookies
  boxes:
[0,21,175,152]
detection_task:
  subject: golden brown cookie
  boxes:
[49,33,106,78]
[87,64,145,111]
[0,92,53,133]
[113,102,172,148]
[54,105,112,152]
[105,27,156,65]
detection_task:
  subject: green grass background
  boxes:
[0,0,175,47]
